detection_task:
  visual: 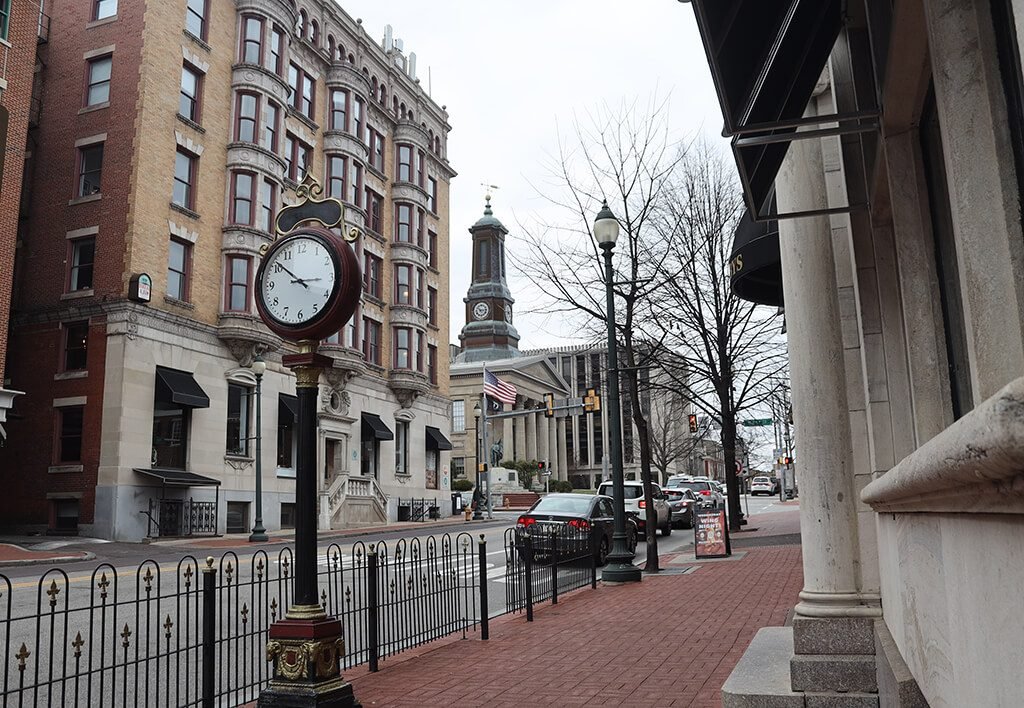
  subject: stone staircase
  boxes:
[320,474,388,529]
[722,617,928,707]
[502,492,540,509]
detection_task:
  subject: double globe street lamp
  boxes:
[594,200,641,583]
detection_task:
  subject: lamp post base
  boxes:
[258,611,361,708]
[601,545,642,583]
[249,525,269,543]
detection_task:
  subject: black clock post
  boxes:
[256,177,362,708]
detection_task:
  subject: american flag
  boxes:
[483,370,517,405]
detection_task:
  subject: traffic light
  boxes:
[537,461,545,470]
[478,462,488,473]
[583,388,601,413]
[688,414,698,433]
[544,392,555,418]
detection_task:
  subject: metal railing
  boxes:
[0,532,483,706]
[0,527,598,706]
[503,525,598,621]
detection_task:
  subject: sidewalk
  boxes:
[0,542,95,567]
[344,511,804,707]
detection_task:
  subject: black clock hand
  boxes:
[276,263,309,288]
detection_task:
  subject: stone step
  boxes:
[791,654,878,693]
[804,692,879,708]
[502,492,541,508]
[722,627,804,708]
[793,617,876,655]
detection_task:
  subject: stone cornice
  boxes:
[861,376,1024,514]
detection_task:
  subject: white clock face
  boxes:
[473,301,490,320]
[260,235,337,326]
[504,305,513,323]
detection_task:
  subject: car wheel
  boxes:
[596,536,609,566]
[661,519,672,536]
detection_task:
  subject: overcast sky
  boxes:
[337,0,728,348]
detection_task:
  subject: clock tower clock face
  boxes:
[473,301,490,320]
[504,304,513,323]
[260,235,338,326]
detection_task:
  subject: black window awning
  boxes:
[689,0,872,220]
[134,468,221,487]
[425,426,453,451]
[279,394,298,419]
[362,413,394,441]
[729,209,783,307]
[155,366,210,408]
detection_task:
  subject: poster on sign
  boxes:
[694,509,731,559]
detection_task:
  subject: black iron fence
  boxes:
[503,526,598,621]
[0,526,597,706]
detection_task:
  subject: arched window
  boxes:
[347,53,355,64]
[392,96,399,115]
[428,130,435,153]
[371,76,378,97]
[337,43,345,61]
[327,35,335,59]
[310,19,319,45]
[400,102,406,119]
[434,136,441,155]
[297,9,307,37]
[379,84,387,105]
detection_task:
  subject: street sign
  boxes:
[740,418,773,427]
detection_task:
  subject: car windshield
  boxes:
[531,496,592,514]
[598,484,644,499]
[666,478,688,488]
[677,481,711,493]
[664,490,688,501]
[753,478,771,484]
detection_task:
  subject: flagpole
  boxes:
[481,364,493,519]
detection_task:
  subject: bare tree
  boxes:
[643,141,787,531]
[513,97,685,572]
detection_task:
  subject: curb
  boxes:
[0,550,97,568]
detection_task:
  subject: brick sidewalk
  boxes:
[346,539,803,707]
[0,543,93,566]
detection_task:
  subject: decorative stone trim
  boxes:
[68,195,102,206]
[54,371,88,381]
[861,376,1024,513]
[174,131,204,156]
[83,44,115,60]
[53,396,88,408]
[169,202,200,220]
[48,465,84,474]
[181,46,209,73]
[169,220,199,243]
[74,133,107,147]
[66,226,99,240]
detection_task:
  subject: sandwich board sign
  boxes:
[694,509,731,559]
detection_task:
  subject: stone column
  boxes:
[776,108,879,619]
[514,400,527,462]
[526,406,538,461]
[924,0,1024,401]
[556,418,568,482]
[537,412,549,466]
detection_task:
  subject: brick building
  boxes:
[0,0,455,540]
[0,0,42,436]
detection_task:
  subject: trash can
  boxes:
[452,493,463,515]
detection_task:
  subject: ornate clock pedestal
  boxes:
[258,611,359,707]
[258,347,360,707]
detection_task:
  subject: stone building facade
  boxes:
[691,0,1024,704]
[0,0,41,435]
[0,0,455,540]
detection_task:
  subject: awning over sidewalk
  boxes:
[155,366,210,408]
[134,468,221,487]
[689,0,848,219]
[729,209,783,307]
[362,413,394,441]
[425,426,453,451]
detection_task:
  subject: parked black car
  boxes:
[516,494,638,565]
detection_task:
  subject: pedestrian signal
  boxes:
[688,414,698,433]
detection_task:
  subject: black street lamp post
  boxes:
[594,200,641,584]
[472,402,484,520]
[249,353,268,543]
